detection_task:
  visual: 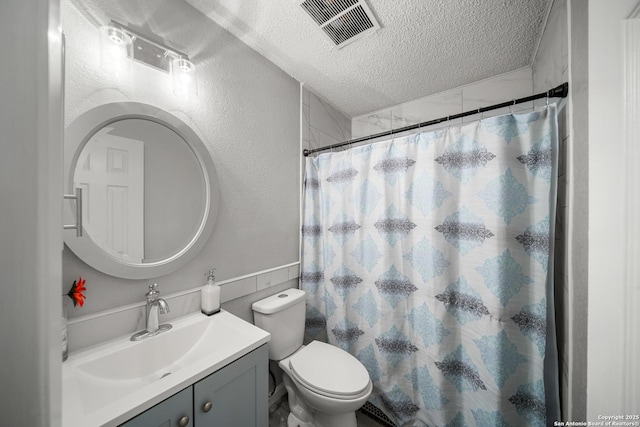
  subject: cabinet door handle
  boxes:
[202,401,213,413]
[177,415,190,427]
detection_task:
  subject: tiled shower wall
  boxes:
[532,0,589,419]
[351,67,533,139]
[301,85,352,153]
[532,0,570,417]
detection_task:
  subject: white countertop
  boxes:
[62,309,270,427]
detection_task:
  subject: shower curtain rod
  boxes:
[302,82,569,157]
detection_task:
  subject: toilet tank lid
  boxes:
[251,288,306,314]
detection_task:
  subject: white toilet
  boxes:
[252,288,372,427]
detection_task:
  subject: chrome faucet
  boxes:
[131,283,173,341]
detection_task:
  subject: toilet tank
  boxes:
[252,288,306,360]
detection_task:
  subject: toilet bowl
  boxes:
[280,341,372,425]
[252,289,372,427]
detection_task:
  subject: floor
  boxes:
[268,396,386,427]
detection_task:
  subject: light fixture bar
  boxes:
[109,20,189,73]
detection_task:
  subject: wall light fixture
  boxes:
[100,21,197,98]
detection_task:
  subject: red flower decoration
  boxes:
[67,276,87,307]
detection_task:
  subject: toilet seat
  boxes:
[288,341,371,400]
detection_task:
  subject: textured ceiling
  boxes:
[185,0,551,116]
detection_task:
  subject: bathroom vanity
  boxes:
[121,345,267,427]
[62,310,270,427]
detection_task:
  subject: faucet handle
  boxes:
[146,283,160,300]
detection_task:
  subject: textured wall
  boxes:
[62,0,300,317]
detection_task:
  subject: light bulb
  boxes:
[171,58,197,98]
[99,25,133,78]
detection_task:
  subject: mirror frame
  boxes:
[64,102,219,279]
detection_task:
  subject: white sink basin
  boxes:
[62,310,270,427]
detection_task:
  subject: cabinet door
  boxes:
[119,387,193,427]
[194,345,268,427]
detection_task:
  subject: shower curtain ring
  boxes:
[479,108,484,121]
[546,95,549,107]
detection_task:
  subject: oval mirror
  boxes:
[64,103,219,279]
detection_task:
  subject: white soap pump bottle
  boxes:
[201,268,220,316]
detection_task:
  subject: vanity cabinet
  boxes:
[120,345,268,427]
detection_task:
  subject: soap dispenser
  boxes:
[201,268,220,316]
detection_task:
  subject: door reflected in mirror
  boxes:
[74,118,206,264]
[65,102,219,279]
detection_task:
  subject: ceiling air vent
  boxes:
[297,0,380,48]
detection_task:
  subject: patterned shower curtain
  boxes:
[301,106,559,426]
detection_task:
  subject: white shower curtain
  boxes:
[301,106,560,426]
